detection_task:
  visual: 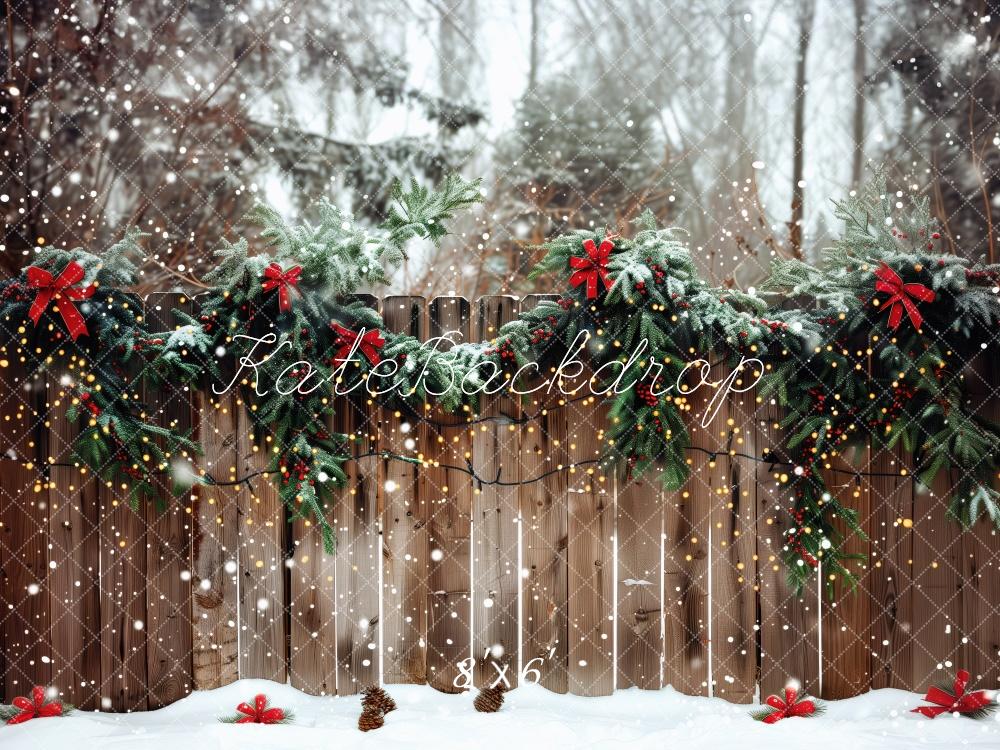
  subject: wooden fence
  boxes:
[0,293,997,711]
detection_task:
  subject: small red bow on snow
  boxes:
[760,687,817,724]
[911,669,994,719]
[26,261,96,341]
[234,693,286,724]
[569,238,614,300]
[331,323,385,366]
[874,262,936,331]
[7,686,63,724]
[261,263,302,313]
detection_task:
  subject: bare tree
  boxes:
[788,0,816,257]
[851,0,867,186]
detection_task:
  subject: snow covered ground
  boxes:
[3,678,998,749]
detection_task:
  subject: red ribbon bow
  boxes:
[331,323,385,366]
[761,687,816,724]
[7,686,63,724]
[261,263,302,313]
[26,261,96,341]
[234,693,286,724]
[874,262,936,330]
[911,669,993,719]
[569,238,614,300]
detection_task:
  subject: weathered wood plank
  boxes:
[472,295,520,688]
[518,294,569,693]
[424,297,473,693]
[334,294,381,694]
[237,402,287,682]
[867,442,913,691]
[0,362,50,700]
[910,470,964,692]
[755,394,820,697]
[380,296,429,685]
[288,513,337,694]
[99,355,148,712]
[819,444,871,699]
[960,353,1000,688]
[46,375,101,710]
[711,369,758,702]
[615,468,662,690]
[190,342,239,690]
[662,370,710,695]
[143,293,195,707]
[565,347,613,696]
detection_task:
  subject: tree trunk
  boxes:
[789,0,816,258]
[851,0,867,186]
[527,0,540,94]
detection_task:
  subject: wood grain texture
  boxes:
[565,369,613,696]
[960,352,1000,688]
[755,395,820,697]
[518,294,569,693]
[99,360,148,712]
[143,293,194,707]
[190,353,239,690]
[380,296,429,685]
[424,297,473,693]
[0,362,51,701]
[334,294,381,694]
[910,470,964,692]
[472,295,520,688]
[237,415,287,682]
[662,371,710,695]
[711,372,759,702]
[867,442,913,691]
[288,516,337,694]
[46,374,101,710]
[615,468,662,690]
[819,444,871,699]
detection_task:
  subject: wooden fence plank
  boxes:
[46,376,101,710]
[424,297,473,693]
[237,398,288,682]
[961,353,1000,688]
[755,394,820,698]
[662,371,710,695]
[190,351,239,690]
[615,468,662,690]
[867,441,913,691]
[143,293,195,707]
[472,295,520,688]
[0,362,50,700]
[380,296,429,685]
[518,294,569,693]
[99,351,148,712]
[820,444,871,699]
[565,346,613,696]
[910,470,964,692]
[711,371,759,702]
[334,294,381,694]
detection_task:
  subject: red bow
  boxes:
[331,323,385,366]
[261,263,302,313]
[761,687,817,724]
[26,261,96,341]
[7,686,63,724]
[234,694,286,724]
[569,238,614,300]
[874,262,936,330]
[911,669,993,719]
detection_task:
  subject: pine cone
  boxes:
[362,684,397,714]
[473,684,506,713]
[358,708,384,732]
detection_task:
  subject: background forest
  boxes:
[1,0,998,295]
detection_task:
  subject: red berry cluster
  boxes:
[757,318,788,333]
[557,297,575,310]
[281,459,311,489]
[786,504,819,567]
[868,383,914,430]
[79,391,101,416]
[636,382,658,407]
[485,339,517,361]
